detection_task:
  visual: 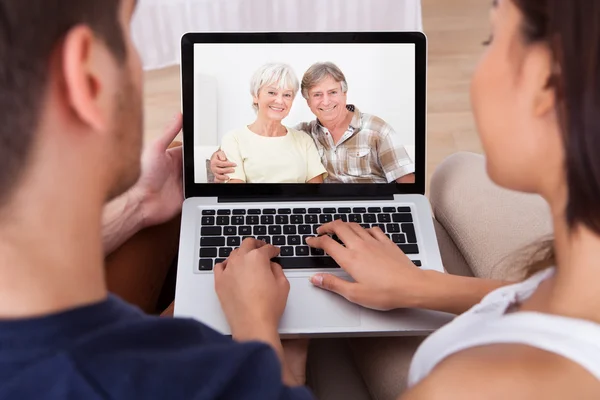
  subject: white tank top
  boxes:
[407,267,600,387]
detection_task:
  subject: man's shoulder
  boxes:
[292,121,318,134]
[357,111,393,134]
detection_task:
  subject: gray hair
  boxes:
[301,62,348,99]
[249,63,299,112]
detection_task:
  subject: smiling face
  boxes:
[253,85,295,122]
[305,75,348,123]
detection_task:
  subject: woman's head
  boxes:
[471,0,600,234]
[250,63,299,121]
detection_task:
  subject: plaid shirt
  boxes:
[295,105,414,183]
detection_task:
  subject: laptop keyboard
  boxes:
[198,206,421,271]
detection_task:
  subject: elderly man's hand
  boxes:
[130,114,184,228]
[210,150,236,183]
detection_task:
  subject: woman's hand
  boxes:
[306,221,429,311]
[214,238,289,338]
[210,150,236,183]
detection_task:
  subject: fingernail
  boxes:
[310,275,323,287]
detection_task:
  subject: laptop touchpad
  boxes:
[280,277,361,329]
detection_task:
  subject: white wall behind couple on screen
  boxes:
[193,43,417,148]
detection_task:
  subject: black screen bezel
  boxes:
[181,32,427,200]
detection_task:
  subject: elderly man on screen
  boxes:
[211,61,416,184]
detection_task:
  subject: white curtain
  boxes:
[132,0,423,70]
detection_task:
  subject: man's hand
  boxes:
[214,239,289,336]
[210,150,236,183]
[306,221,428,311]
[130,113,184,228]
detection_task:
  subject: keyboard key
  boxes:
[232,209,246,215]
[360,224,370,229]
[308,208,321,214]
[338,207,351,213]
[293,208,307,214]
[363,214,377,223]
[368,207,381,213]
[331,235,344,245]
[305,215,318,224]
[276,215,289,224]
[399,244,419,254]
[227,237,241,247]
[348,214,362,223]
[200,237,225,247]
[201,216,215,225]
[377,214,391,223]
[402,223,417,243]
[312,225,320,234]
[217,209,231,215]
[298,225,312,234]
[392,234,406,244]
[296,246,310,256]
[398,207,411,213]
[201,227,221,236]
[280,246,294,256]
[383,207,397,213]
[216,216,230,225]
[290,215,303,224]
[412,260,422,267]
[386,223,401,233]
[248,209,261,215]
[319,214,333,224]
[200,248,218,258]
[246,216,259,225]
[323,207,336,214]
[283,225,297,235]
[263,209,276,215]
[310,247,325,256]
[219,247,233,257]
[215,258,226,265]
[353,207,366,213]
[202,210,215,216]
[268,225,282,235]
[257,236,271,244]
[242,236,256,241]
[261,215,274,225]
[239,226,252,235]
[392,213,413,223]
[371,223,386,232]
[278,209,292,215]
[253,226,267,235]
[231,216,245,225]
[302,235,314,244]
[333,214,348,222]
[273,236,286,246]
[287,236,301,246]
[223,226,237,236]
[274,257,340,269]
[199,259,213,271]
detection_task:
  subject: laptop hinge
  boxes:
[218,195,395,203]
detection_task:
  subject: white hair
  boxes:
[249,63,299,112]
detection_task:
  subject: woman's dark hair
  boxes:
[512,0,600,277]
[0,0,127,207]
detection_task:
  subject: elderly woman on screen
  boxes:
[220,63,327,183]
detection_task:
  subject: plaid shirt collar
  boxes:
[315,104,361,134]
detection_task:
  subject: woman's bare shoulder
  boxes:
[401,343,600,400]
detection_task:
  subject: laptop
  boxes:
[174,32,455,337]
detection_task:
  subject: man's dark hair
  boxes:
[0,0,127,206]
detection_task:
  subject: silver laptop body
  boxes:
[174,32,455,337]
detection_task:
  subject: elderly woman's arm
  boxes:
[219,133,247,183]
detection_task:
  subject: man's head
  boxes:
[0,0,143,208]
[301,62,349,124]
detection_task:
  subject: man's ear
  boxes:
[61,26,112,133]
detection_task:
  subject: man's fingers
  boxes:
[310,273,356,301]
[256,243,280,260]
[367,226,388,242]
[270,261,287,283]
[216,150,227,161]
[238,237,262,253]
[216,167,236,174]
[157,113,183,151]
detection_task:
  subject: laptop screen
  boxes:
[181,33,426,199]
